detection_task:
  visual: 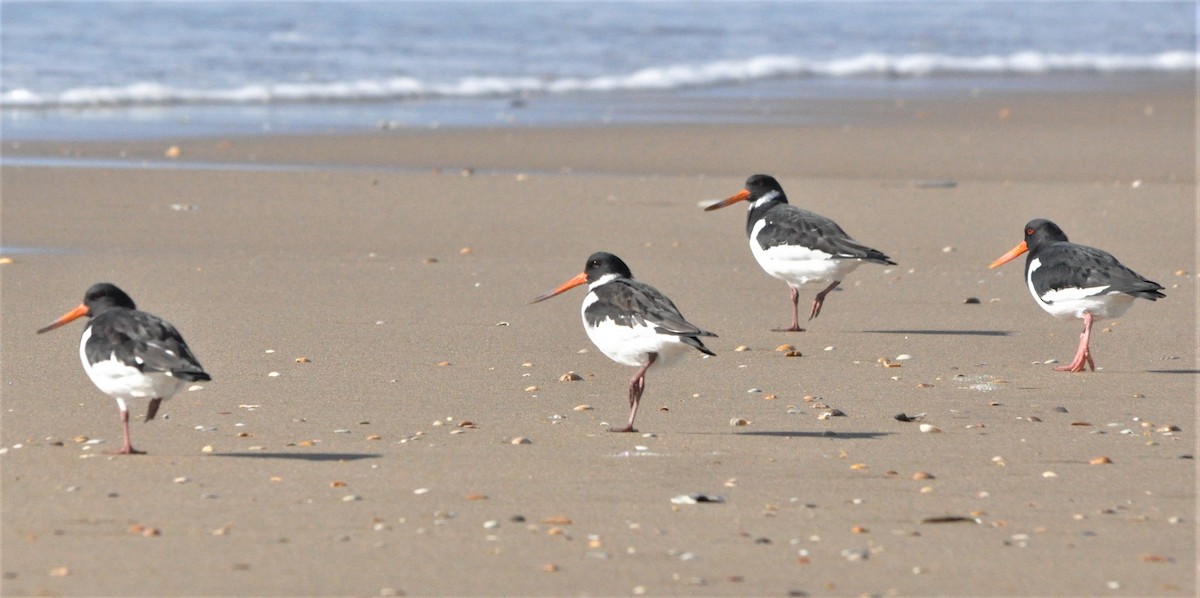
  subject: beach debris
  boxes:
[510,437,532,445]
[670,493,725,505]
[540,515,573,525]
[267,371,281,377]
[558,372,583,382]
[1042,471,1058,478]
[783,350,802,357]
[918,424,942,433]
[921,515,979,524]
[840,548,869,562]
[573,404,592,411]
[524,385,538,392]
[1089,456,1113,465]
[734,345,750,351]
[294,357,311,363]
[878,357,902,368]
[851,526,868,534]
[817,409,845,420]
[916,383,933,388]
[164,145,181,158]
[963,297,981,304]
[911,179,957,189]
[0,257,13,265]
[912,471,935,480]
[729,418,750,427]
[775,344,794,352]
[128,524,161,537]
[49,566,71,577]
[747,388,762,393]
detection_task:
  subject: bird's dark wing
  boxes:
[758,206,895,265]
[586,279,717,338]
[88,309,212,381]
[1033,243,1165,300]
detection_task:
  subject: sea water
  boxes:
[1,1,1195,139]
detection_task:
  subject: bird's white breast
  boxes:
[1027,257,1136,320]
[748,218,861,287]
[79,327,186,403]
[580,292,692,367]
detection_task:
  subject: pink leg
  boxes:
[1055,312,1096,373]
[809,280,841,320]
[610,353,656,433]
[773,287,806,332]
[109,402,146,455]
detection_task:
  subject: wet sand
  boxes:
[1,76,1196,596]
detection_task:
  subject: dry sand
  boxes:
[2,75,1196,596]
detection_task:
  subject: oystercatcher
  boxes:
[705,174,896,331]
[532,252,715,433]
[989,219,1165,372]
[37,283,211,454]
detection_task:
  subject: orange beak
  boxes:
[37,303,90,334]
[988,241,1028,269]
[531,271,588,304]
[703,189,751,211]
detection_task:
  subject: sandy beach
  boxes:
[2,76,1196,596]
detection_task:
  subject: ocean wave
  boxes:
[3,51,1195,109]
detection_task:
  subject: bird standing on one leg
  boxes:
[705,174,895,331]
[532,252,715,433]
[38,283,211,454]
[989,219,1164,372]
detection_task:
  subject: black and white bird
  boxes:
[37,283,211,454]
[532,252,715,433]
[706,174,895,331]
[989,219,1164,372]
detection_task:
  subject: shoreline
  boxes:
[2,72,1193,144]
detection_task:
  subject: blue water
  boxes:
[1,1,1195,140]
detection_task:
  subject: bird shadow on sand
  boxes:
[1146,369,1200,375]
[862,329,1010,337]
[731,431,891,440]
[215,452,381,462]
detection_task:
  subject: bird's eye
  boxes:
[1025,228,1034,235]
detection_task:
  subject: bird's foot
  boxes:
[772,325,806,332]
[607,426,638,433]
[107,446,147,455]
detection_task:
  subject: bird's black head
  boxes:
[531,252,635,304]
[1022,219,1069,250]
[989,219,1071,270]
[83,283,137,314]
[744,174,787,203]
[37,283,136,334]
[582,252,633,283]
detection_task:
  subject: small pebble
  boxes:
[730,418,750,427]
[918,424,941,433]
[511,437,532,445]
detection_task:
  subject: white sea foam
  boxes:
[3,51,1195,109]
